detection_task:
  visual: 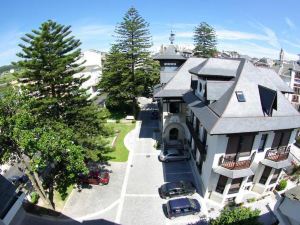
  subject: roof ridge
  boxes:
[209,59,246,133]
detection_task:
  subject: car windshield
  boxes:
[189,199,196,208]
[163,150,168,155]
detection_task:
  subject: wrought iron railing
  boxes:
[228,187,240,194]
[218,152,256,170]
[265,146,290,162]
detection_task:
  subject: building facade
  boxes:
[74,49,106,99]
[0,175,25,225]
[275,185,300,225]
[154,57,300,205]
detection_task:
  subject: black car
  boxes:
[166,198,200,219]
[159,181,196,199]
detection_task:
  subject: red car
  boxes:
[78,170,110,185]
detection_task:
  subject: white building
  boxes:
[154,56,300,205]
[275,186,300,225]
[74,49,106,99]
[0,175,25,225]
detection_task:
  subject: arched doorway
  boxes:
[169,128,179,140]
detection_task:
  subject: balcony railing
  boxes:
[265,146,290,162]
[218,152,255,170]
[228,187,240,194]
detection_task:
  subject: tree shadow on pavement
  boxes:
[22,203,120,225]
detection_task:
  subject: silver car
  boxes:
[159,149,190,162]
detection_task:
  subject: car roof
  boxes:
[169,198,191,209]
[166,182,183,190]
[166,149,180,154]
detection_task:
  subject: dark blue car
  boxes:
[166,198,200,219]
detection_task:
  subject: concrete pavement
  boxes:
[17,101,204,225]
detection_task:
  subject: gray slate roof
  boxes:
[189,58,241,78]
[183,59,300,134]
[154,58,206,98]
[153,45,187,61]
[206,81,234,101]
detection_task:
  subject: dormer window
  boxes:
[258,85,277,116]
[236,91,246,102]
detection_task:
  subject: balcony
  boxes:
[265,146,290,162]
[218,153,255,170]
[261,146,291,169]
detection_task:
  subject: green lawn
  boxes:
[53,185,74,211]
[106,123,135,162]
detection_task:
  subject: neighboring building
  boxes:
[217,51,240,59]
[271,51,300,111]
[275,186,300,225]
[0,175,25,225]
[254,57,274,68]
[74,49,106,99]
[154,57,300,205]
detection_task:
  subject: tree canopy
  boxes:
[210,207,262,225]
[0,86,88,208]
[193,22,217,58]
[15,20,111,162]
[99,7,159,116]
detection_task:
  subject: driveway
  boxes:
[117,103,205,225]
[17,101,205,225]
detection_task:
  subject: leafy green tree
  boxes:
[210,207,262,225]
[0,86,88,209]
[99,7,159,117]
[15,20,111,162]
[193,22,217,58]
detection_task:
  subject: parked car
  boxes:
[78,170,110,185]
[159,181,196,199]
[166,198,200,219]
[159,149,190,162]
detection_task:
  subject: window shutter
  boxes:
[280,131,291,147]
[226,135,239,155]
[272,132,282,148]
[239,134,254,156]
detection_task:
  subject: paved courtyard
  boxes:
[17,102,205,225]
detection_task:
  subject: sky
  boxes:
[1,0,300,66]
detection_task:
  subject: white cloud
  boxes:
[282,39,300,49]
[218,41,298,60]
[285,17,296,29]
[216,29,267,41]
[73,24,114,39]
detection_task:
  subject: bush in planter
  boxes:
[247,197,256,203]
[277,179,287,191]
[30,192,40,204]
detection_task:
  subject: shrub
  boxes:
[277,179,287,191]
[210,207,261,225]
[30,192,40,204]
[116,119,120,123]
[131,120,136,124]
[247,197,256,203]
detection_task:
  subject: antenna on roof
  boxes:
[169,30,175,44]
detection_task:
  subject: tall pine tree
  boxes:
[99,7,159,117]
[15,20,111,162]
[193,22,217,58]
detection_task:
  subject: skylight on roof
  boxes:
[235,91,246,102]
